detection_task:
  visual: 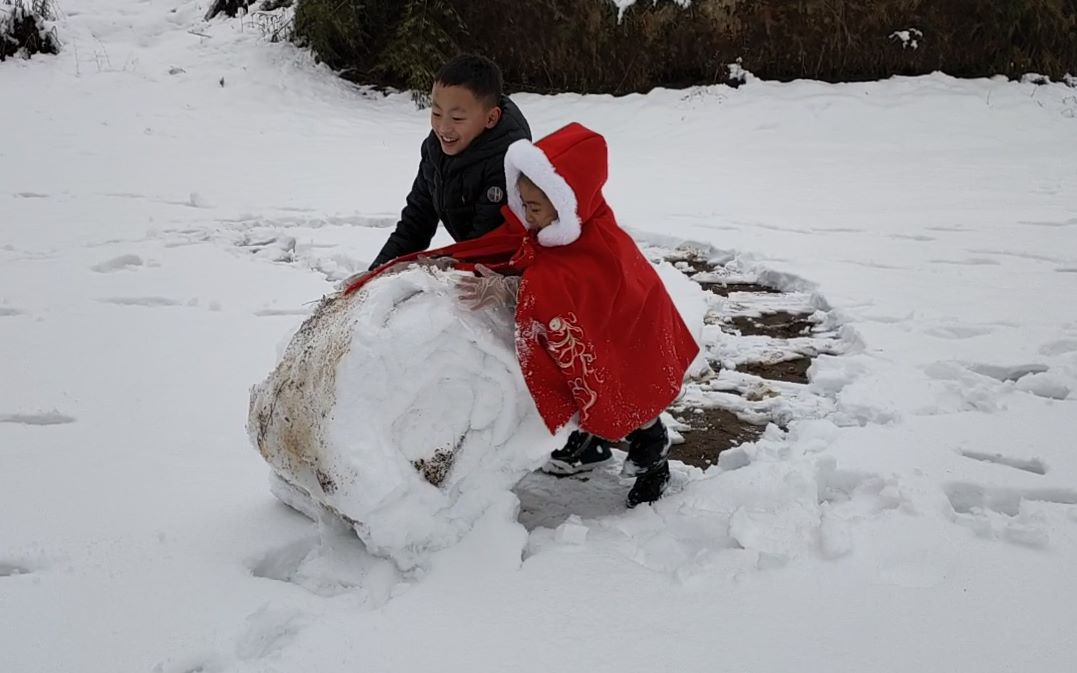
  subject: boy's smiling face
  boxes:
[430,84,501,156]
[517,175,558,230]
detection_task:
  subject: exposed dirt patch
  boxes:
[658,251,832,469]
[737,356,812,384]
[669,407,766,469]
[413,448,456,486]
[729,311,815,338]
[698,281,782,296]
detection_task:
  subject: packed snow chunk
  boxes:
[1014,371,1071,400]
[248,267,554,569]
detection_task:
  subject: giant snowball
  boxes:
[248,267,555,569]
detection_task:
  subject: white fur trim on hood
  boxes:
[504,139,581,247]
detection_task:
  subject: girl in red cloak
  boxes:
[347,123,700,507]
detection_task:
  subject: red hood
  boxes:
[504,123,609,247]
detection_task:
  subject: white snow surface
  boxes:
[2,3,1077,673]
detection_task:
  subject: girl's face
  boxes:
[518,176,558,230]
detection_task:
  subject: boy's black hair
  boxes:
[434,54,503,109]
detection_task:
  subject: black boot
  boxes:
[626,461,671,509]
[541,430,614,475]
[622,419,671,477]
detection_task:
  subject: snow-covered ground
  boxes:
[3,3,1077,672]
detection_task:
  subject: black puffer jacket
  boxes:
[370,97,532,269]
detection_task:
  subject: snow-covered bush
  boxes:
[285,0,1077,95]
[250,1,295,44]
[203,0,252,21]
[293,0,462,95]
[204,0,295,21]
[1,0,58,61]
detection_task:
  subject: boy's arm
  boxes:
[369,154,439,269]
[469,158,513,239]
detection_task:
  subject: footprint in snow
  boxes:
[889,233,936,242]
[959,450,1047,475]
[928,257,1001,266]
[0,561,34,577]
[253,308,311,317]
[924,324,993,339]
[1039,338,1077,356]
[98,297,183,307]
[964,362,1048,383]
[0,411,76,426]
[1017,217,1077,228]
[91,254,144,273]
[248,512,401,603]
[234,604,309,661]
[926,225,972,232]
[151,654,227,673]
[945,482,1077,547]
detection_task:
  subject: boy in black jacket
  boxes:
[369,54,532,269]
[369,56,612,479]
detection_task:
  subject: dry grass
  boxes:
[291,0,1076,94]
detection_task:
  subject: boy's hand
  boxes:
[455,264,520,310]
[414,255,457,271]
